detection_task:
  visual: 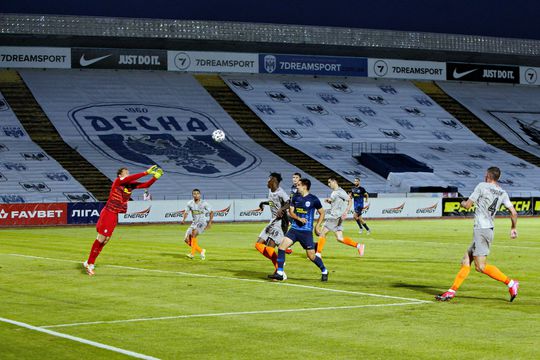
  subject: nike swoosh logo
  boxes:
[79,54,112,67]
[453,68,477,79]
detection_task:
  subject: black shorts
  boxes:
[285,228,315,250]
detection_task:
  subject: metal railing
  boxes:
[2,14,540,57]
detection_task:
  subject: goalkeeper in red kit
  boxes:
[83,165,163,276]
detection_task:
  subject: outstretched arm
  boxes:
[118,172,148,185]
[134,177,157,189]
[258,201,270,211]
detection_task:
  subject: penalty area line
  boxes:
[40,301,428,329]
[6,253,431,303]
[0,317,159,360]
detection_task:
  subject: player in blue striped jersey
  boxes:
[268,178,329,282]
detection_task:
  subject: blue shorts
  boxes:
[354,204,364,215]
[285,228,315,250]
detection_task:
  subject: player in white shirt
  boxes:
[436,167,519,302]
[181,189,214,260]
[256,173,290,271]
[316,177,364,257]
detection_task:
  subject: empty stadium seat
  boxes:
[223,74,540,196]
[19,70,327,200]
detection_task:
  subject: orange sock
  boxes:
[317,237,326,253]
[482,264,510,284]
[255,242,265,254]
[263,246,275,258]
[450,265,471,291]
[191,237,202,255]
[342,237,358,248]
[255,243,278,269]
[264,247,277,269]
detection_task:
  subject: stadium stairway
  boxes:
[0,70,111,200]
[414,81,540,167]
[195,74,352,189]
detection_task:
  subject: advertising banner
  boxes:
[442,197,535,217]
[67,202,105,224]
[259,54,368,77]
[71,48,167,70]
[119,200,238,224]
[0,203,67,226]
[446,62,519,84]
[233,199,271,221]
[167,51,258,73]
[535,198,540,215]
[0,47,71,69]
[368,58,446,80]
[358,198,441,219]
[0,197,448,227]
[520,66,540,85]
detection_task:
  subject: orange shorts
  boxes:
[96,208,118,237]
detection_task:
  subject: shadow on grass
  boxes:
[391,282,509,302]
[159,252,184,259]
[224,268,270,279]
[392,282,447,296]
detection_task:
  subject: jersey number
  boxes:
[488,197,499,217]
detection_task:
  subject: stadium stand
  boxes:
[0,70,113,200]
[19,69,327,199]
[223,74,540,196]
[196,74,354,190]
[436,81,540,159]
[0,86,94,203]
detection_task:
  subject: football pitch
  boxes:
[1,218,538,359]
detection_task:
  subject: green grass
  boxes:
[0,218,539,359]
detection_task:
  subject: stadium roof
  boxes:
[1,0,538,41]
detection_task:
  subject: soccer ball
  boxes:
[212,129,226,143]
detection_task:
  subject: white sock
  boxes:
[322,269,328,275]
[277,270,284,276]
[507,280,515,288]
[447,289,456,293]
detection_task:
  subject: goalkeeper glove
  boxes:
[146,165,158,174]
[153,168,164,179]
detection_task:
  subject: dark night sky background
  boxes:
[1,0,538,40]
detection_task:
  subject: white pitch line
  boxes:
[41,301,427,329]
[6,253,431,303]
[0,317,159,360]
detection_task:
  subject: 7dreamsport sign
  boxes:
[368,59,446,80]
[446,62,520,84]
[0,47,71,68]
[71,48,167,70]
[168,51,258,73]
[260,54,368,77]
